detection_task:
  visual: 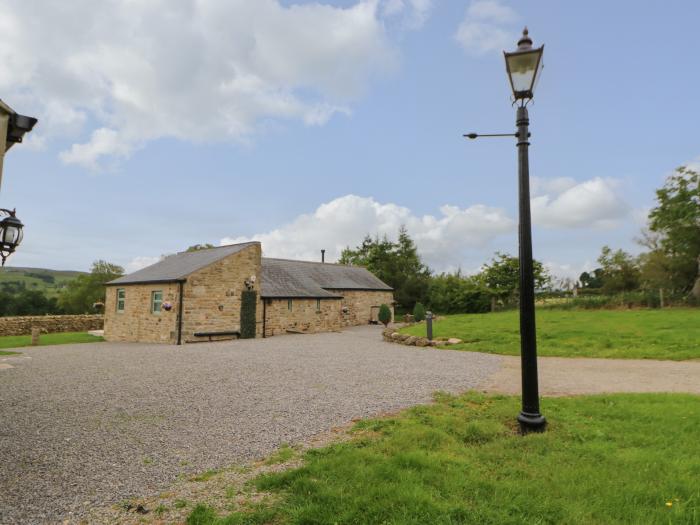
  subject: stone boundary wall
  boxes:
[0,315,104,337]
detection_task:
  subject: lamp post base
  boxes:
[517,411,547,434]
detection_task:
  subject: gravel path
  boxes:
[481,354,700,396]
[0,326,500,524]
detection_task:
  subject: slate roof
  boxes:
[108,242,259,285]
[108,243,391,297]
[260,258,392,298]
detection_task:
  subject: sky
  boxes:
[1,0,699,280]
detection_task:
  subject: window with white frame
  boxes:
[151,291,163,314]
[316,299,321,312]
[287,299,293,311]
[116,288,125,313]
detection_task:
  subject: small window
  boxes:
[116,288,125,313]
[316,299,321,312]
[287,299,293,311]
[151,290,163,314]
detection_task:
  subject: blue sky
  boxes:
[1,0,698,280]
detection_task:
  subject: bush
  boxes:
[413,302,426,322]
[378,304,392,326]
[240,290,257,339]
[538,290,698,311]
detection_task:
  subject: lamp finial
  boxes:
[517,27,533,50]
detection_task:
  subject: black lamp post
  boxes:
[466,28,546,433]
[0,208,24,266]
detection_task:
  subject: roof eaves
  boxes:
[260,293,343,299]
[322,286,393,292]
[107,278,187,286]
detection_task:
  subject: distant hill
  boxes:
[0,266,87,298]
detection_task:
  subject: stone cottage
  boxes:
[104,242,394,344]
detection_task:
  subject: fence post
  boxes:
[31,327,40,346]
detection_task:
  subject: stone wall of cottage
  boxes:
[0,314,104,337]
[104,283,180,343]
[182,243,262,343]
[261,290,394,337]
[263,298,342,337]
[335,290,394,327]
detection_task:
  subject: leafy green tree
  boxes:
[186,243,215,252]
[240,290,257,338]
[413,302,426,322]
[597,246,640,294]
[648,166,700,297]
[339,227,430,310]
[579,269,604,289]
[378,304,392,326]
[59,260,124,314]
[0,289,62,316]
[427,271,491,314]
[479,252,550,305]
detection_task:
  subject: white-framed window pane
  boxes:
[287,299,293,311]
[316,299,321,311]
[116,288,125,312]
[152,291,163,313]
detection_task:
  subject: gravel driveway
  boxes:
[0,326,500,524]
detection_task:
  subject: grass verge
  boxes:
[0,331,104,350]
[400,309,700,360]
[188,392,700,524]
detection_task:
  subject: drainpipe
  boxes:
[321,249,325,263]
[177,280,184,345]
[262,298,267,338]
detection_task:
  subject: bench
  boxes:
[193,330,240,341]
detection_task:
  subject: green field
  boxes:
[0,266,85,298]
[400,309,700,360]
[188,392,700,524]
[0,332,104,351]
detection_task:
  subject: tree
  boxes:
[0,289,62,316]
[579,269,604,289]
[378,304,392,327]
[427,271,491,314]
[339,227,430,310]
[240,290,257,338]
[186,243,215,252]
[413,302,426,322]
[647,166,700,297]
[479,252,550,305]
[59,260,124,314]
[596,246,640,294]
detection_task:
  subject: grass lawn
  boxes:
[188,392,700,524]
[0,332,104,351]
[400,309,700,360]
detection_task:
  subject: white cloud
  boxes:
[531,176,577,196]
[116,179,628,274]
[59,128,134,170]
[685,156,700,172]
[532,177,629,229]
[381,0,434,29]
[213,181,627,271]
[544,260,594,282]
[0,0,397,169]
[455,0,518,55]
[221,194,514,270]
[126,255,163,273]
